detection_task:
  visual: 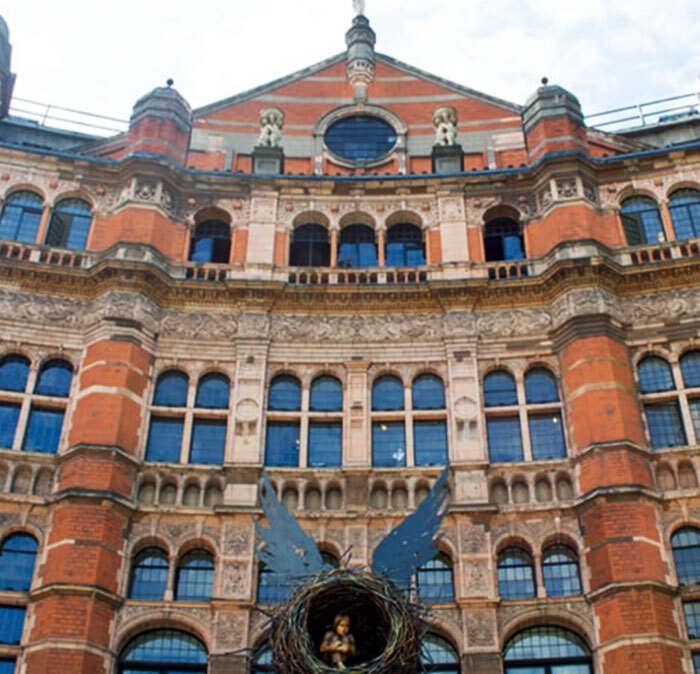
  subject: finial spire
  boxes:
[353,0,366,16]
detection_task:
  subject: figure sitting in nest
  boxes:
[320,614,356,670]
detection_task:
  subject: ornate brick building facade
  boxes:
[1,8,700,674]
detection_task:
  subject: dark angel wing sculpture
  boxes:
[255,467,449,588]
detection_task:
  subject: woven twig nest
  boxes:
[270,568,425,674]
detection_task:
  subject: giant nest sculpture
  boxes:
[255,468,450,673]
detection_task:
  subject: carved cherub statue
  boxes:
[433,106,458,146]
[320,613,356,671]
[256,107,285,148]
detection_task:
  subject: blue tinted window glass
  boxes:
[290,224,330,267]
[309,376,342,411]
[145,417,183,462]
[265,421,299,467]
[251,646,274,673]
[0,403,20,449]
[308,422,342,467]
[0,659,15,674]
[338,225,377,268]
[621,197,664,244]
[414,420,448,466]
[483,371,517,407]
[0,606,25,645]
[487,417,523,462]
[153,371,188,407]
[189,221,230,264]
[687,602,700,639]
[417,554,454,603]
[638,357,675,393]
[0,191,43,243]
[413,374,445,410]
[257,566,292,604]
[0,533,38,592]
[529,413,566,460]
[129,548,168,600]
[35,359,72,397]
[189,419,226,465]
[672,527,700,585]
[504,626,590,661]
[46,199,92,250]
[681,352,700,388]
[175,550,214,601]
[543,546,581,597]
[121,629,207,665]
[669,189,700,240]
[421,633,460,671]
[484,218,524,262]
[372,421,406,467]
[23,407,64,454]
[694,652,700,674]
[195,373,229,409]
[325,115,397,162]
[524,368,559,403]
[268,375,301,411]
[645,402,687,449]
[372,375,404,411]
[386,224,425,266]
[498,548,535,599]
[0,356,30,392]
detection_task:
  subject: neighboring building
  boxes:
[1,8,700,674]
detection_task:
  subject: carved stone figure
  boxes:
[433,106,458,146]
[256,108,285,148]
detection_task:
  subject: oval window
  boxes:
[325,115,397,162]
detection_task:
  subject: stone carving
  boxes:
[460,524,487,555]
[237,313,270,338]
[623,289,700,324]
[224,525,251,557]
[216,613,247,650]
[476,308,551,337]
[430,607,462,631]
[537,184,553,209]
[462,560,491,596]
[433,106,458,146]
[256,108,285,148]
[220,561,249,598]
[0,512,20,534]
[160,310,238,339]
[556,178,577,199]
[117,605,212,631]
[347,526,367,563]
[251,197,277,222]
[438,196,465,222]
[0,290,86,328]
[443,311,477,337]
[583,180,599,204]
[466,611,496,647]
[135,181,158,202]
[92,291,162,333]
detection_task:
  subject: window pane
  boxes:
[0,191,43,243]
[308,422,342,467]
[672,527,700,585]
[504,626,590,661]
[0,403,20,449]
[0,606,25,645]
[691,400,700,445]
[121,629,207,664]
[338,225,377,268]
[484,218,524,262]
[0,355,30,392]
[0,659,16,674]
[145,417,183,462]
[46,199,92,250]
[325,115,397,162]
[310,376,342,411]
[417,555,454,602]
[638,357,675,393]
[0,533,38,591]
[265,421,300,467]
[23,407,64,454]
[189,419,226,465]
[498,548,535,599]
[681,351,700,388]
[484,371,517,407]
[372,421,406,467]
[669,189,700,240]
[487,417,523,462]
[414,420,448,466]
[421,633,460,671]
[372,376,404,411]
[129,548,168,600]
[268,375,301,411]
[644,402,687,449]
[529,413,566,460]
[621,197,664,244]
[290,225,330,267]
[694,652,700,673]
[686,602,700,639]
[175,550,214,601]
[386,224,425,266]
[195,373,229,409]
[35,360,72,397]
[189,221,230,263]
[153,371,188,407]
[412,374,445,410]
[525,368,559,403]
[257,567,292,604]
[542,546,582,596]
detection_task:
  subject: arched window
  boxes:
[128,547,169,600]
[257,564,292,604]
[153,370,189,407]
[525,368,559,404]
[189,220,231,264]
[0,191,43,243]
[421,633,460,673]
[637,356,687,449]
[385,223,425,266]
[503,626,592,673]
[190,374,229,464]
[0,533,38,591]
[372,376,404,411]
[195,373,230,409]
[0,355,30,392]
[497,547,535,599]
[681,351,700,388]
[417,553,455,603]
[410,374,448,467]
[251,645,274,673]
[620,196,664,245]
[669,189,700,240]
[338,225,377,268]
[484,370,517,407]
[45,198,92,250]
[484,371,522,462]
[413,374,446,410]
[119,629,207,673]
[542,545,582,596]
[484,218,525,262]
[525,368,566,460]
[268,375,302,411]
[307,376,343,468]
[372,375,406,467]
[672,527,700,585]
[321,551,340,570]
[23,359,73,454]
[310,376,342,412]
[265,375,302,467]
[290,224,330,267]
[145,371,189,464]
[174,549,214,601]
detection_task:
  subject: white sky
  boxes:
[2,0,700,126]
